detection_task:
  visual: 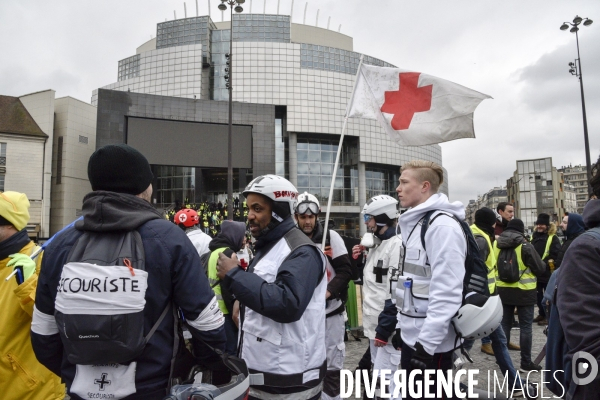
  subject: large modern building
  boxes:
[506,157,575,231]
[92,13,447,236]
[558,164,590,213]
[465,186,507,225]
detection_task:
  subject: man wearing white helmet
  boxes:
[351,194,403,399]
[294,192,353,400]
[216,175,327,400]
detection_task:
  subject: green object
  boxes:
[7,253,36,283]
[346,281,359,330]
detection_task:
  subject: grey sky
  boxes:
[1,0,598,207]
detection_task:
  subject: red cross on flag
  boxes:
[348,64,492,146]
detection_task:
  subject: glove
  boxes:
[410,341,433,371]
[391,329,403,350]
[7,253,36,285]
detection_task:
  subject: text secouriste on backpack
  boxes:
[54,230,169,364]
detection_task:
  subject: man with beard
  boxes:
[216,175,327,400]
[351,194,402,399]
[495,202,514,238]
[294,192,353,400]
[531,213,560,325]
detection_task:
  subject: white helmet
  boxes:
[452,294,503,340]
[243,174,298,216]
[362,195,398,220]
[296,192,320,215]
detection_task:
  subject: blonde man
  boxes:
[394,160,466,399]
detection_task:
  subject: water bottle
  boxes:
[402,280,414,314]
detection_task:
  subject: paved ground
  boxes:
[342,321,550,399]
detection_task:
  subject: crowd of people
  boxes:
[165,198,249,238]
[2,143,600,400]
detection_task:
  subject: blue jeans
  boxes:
[463,326,523,389]
[481,335,491,345]
[501,304,534,364]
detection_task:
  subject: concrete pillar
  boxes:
[358,161,366,236]
[288,131,298,186]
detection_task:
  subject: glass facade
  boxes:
[516,158,555,229]
[296,138,358,206]
[300,43,395,74]
[156,16,216,59]
[275,118,287,177]
[117,54,140,81]
[232,14,290,43]
[153,165,196,208]
[210,29,231,101]
[365,165,400,205]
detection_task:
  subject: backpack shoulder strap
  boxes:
[283,227,326,282]
[420,210,464,251]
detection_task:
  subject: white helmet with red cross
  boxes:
[242,174,299,217]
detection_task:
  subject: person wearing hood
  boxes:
[205,220,247,355]
[216,175,327,400]
[495,218,546,372]
[31,144,226,400]
[294,192,353,400]
[351,194,403,399]
[531,213,561,325]
[557,155,600,399]
[0,192,65,400]
[394,160,466,399]
[554,213,585,270]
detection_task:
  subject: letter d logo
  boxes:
[572,351,598,386]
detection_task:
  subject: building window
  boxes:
[56,137,63,185]
[365,165,400,204]
[79,135,88,144]
[0,174,4,191]
[300,43,396,75]
[296,137,358,206]
[0,142,6,166]
[275,118,287,177]
[232,14,290,43]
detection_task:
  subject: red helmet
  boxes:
[175,209,199,227]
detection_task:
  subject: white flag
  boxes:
[348,64,492,146]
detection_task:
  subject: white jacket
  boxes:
[362,232,403,339]
[186,228,212,257]
[396,194,466,355]
[241,235,327,378]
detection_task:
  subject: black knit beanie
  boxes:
[506,218,525,234]
[535,213,550,226]
[475,207,497,227]
[88,144,154,195]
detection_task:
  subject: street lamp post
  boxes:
[218,0,244,220]
[560,15,594,197]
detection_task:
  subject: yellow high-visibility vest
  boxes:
[494,243,537,290]
[470,224,497,294]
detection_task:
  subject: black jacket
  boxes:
[31,192,226,399]
[496,229,546,306]
[557,199,600,367]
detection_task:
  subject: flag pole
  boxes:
[321,54,364,249]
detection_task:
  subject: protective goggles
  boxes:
[363,214,374,223]
[296,202,319,215]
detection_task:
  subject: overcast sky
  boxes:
[1,0,598,207]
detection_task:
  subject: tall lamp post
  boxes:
[560,15,594,197]
[218,0,244,220]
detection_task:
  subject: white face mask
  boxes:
[360,232,382,248]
